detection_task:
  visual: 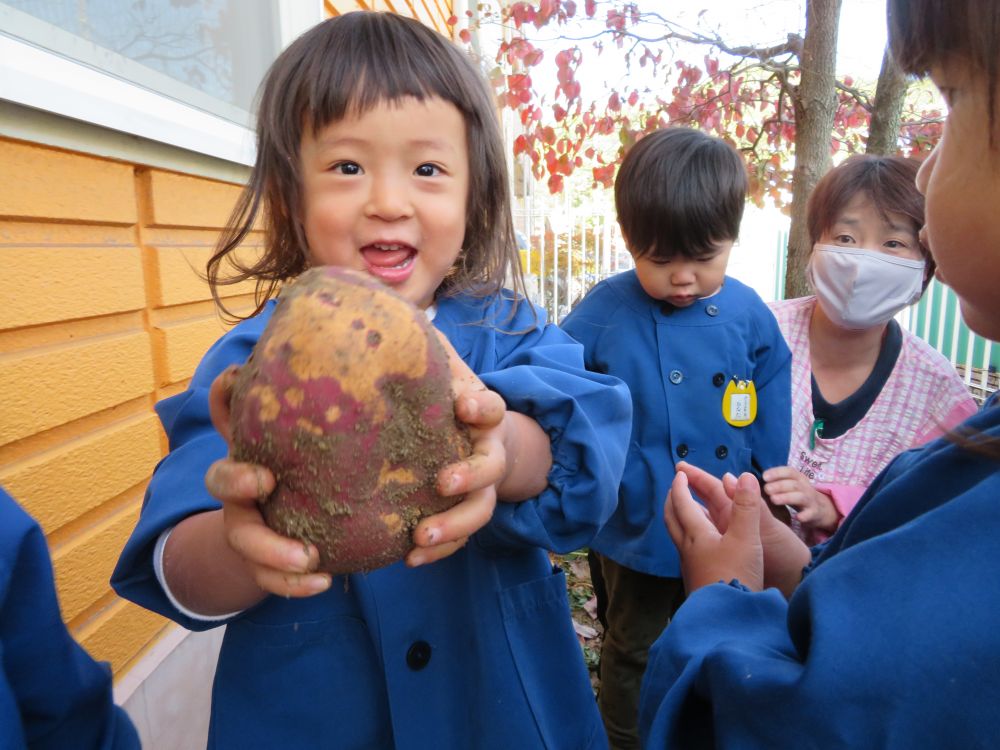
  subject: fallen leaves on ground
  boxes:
[551,550,602,696]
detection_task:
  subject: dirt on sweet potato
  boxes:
[229,266,471,575]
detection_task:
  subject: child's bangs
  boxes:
[309,68,446,132]
[302,22,470,133]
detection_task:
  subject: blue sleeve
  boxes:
[559,283,610,372]
[748,304,792,473]
[640,447,1000,748]
[0,488,140,750]
[475,299,632,554]
[110,320,263,631]
[639,584,798,749]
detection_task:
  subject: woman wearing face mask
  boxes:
[763,155,977,541]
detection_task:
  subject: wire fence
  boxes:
[512,208,632,324]
[513,206,997,403]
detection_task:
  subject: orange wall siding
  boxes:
[0,2,446,687]
[0,136,259,677]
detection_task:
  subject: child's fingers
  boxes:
[412,483,497,551]
[225,506,318,574]
[766,491,806,510]
[455,388,506,428]
[215,478,330,597]
[205,459,275,504]
[437,434,506,497]
[669,472,714,539]
[252,567,331,598]
[726,473,762,541]
[761,465,797,484]
[405,536,469,567]
[664,485,683,545]
[208,366,241,443]
[762,479,802,499]
[677,462,731,524]
[722,471,739,497]
[675,460,715,485]
[795,506,818,524]
[435,327,501,434]
[677,461,726,502]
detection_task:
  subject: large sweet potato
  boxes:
[229,267,471,575]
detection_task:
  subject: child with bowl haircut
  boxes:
[561,127,791,750]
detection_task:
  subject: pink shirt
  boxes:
[769,296,978,536]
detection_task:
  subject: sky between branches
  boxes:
[512,0,892,105]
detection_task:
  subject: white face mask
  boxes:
[807,244,926,330]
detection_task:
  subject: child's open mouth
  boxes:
[362,243,416,284]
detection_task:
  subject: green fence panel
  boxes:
[910,280,999,368]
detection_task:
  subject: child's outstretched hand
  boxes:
[406,331,519,567]
[762,466,841,534]
[672,462,811,597]
[201,367,331,599]
[665,470,765,593]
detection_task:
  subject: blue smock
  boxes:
[561,271,792,576]
[0,487,139,750]
[640,399,1000,748]
[112,291,632,750]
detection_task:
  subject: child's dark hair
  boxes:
[208,11,521,318]
[614,127,748,260]
[889,0,999,137]
[808,155,935,287]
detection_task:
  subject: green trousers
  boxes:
[593,553,686,750]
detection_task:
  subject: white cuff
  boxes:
[154,527,243,622]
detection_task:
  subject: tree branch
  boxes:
[834,80,873,111]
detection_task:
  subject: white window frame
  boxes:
[0,1,324,166]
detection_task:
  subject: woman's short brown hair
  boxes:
[807,155,935,287]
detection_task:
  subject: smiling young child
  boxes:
[112,12,630,749]
[561,127,791,750]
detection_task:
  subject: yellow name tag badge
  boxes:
[722,378,757,427]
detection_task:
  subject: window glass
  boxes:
[2,0,280,125]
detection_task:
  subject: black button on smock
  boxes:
[406,641,432,671]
